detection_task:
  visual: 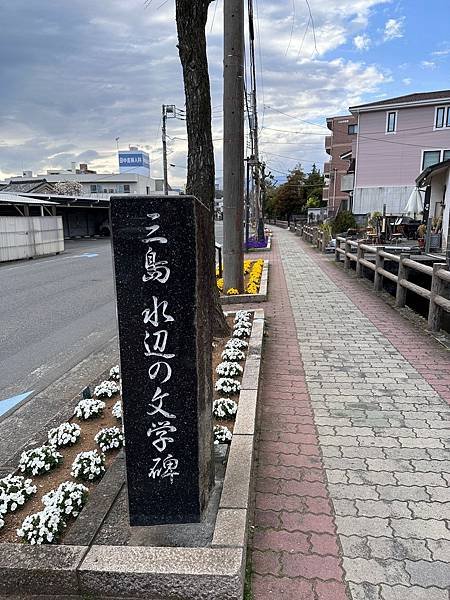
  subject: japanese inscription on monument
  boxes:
[111,195,214,526]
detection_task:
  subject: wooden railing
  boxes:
[334,236,450,331]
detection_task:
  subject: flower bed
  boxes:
[0,374,125,544]
[219,259,269,305]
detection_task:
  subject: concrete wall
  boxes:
[0,216,64,262]
[355,105,450,188]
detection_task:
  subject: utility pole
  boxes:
[161,104,178,196]
[162,105,169,195]
[223,0,244,292]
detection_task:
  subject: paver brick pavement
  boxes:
[233,231,450,599]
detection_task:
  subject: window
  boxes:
[444,150,450,162]
[422,151,442,170]
[386,111,397,133]
[124,184,130,193]
[436,107,445,128]
[435,106,450,129]
[90,184,97,193]
[348,124,358,135]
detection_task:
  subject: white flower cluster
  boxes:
[109,365,120,381]
[42,481,88,518]
[234,310,252,323]
[71,450,105,481]
[215,377,241,396]
[225,337,248,350]
[16,505,64,545]
[112,400,122,420]
[18,446,63,476]
[95,427,124,452]
[17,480,89,545]
[221,346,245,362]
[0,475,37,528]
[213,425,233,445]
[94,380,120,398]
[213,398,238,420]
[216,361,243,378]
[47,422,81,447]
[73,398,105,420]
[232,311,252,339]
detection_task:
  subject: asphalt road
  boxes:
[0,221,224,410]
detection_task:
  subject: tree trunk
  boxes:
[175,0,230,338]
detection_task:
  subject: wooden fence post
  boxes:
[335,238,341,262]
[428,263,447,331]
[322,230,329,254]
[344,239,351,270]
[356,242,364,278]
[374,247,384,291]
[395,253,410,307]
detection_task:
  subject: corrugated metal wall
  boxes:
[353,186,414,215]
[0,216,64,262]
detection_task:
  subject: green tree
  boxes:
[273,166,307,219]
[331,210,357,235]
[304,164,325,205]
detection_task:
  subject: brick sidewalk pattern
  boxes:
[247,230,450,600]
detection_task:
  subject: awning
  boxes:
[0,193,58,206]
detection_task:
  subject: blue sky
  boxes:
[0,0,449,185]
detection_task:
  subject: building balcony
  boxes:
[323,162,331,175]
[340,173,354,192]
[325,136,332,154]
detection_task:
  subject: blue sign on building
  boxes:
[118,150,150,176]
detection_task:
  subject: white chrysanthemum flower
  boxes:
[94,380,120,398]
[233,327,250,339]
[221,347,246,362]
[71,450,105,482]
[215,377,241,396]
[18,446,63,477]
[73,398,105,421]
[213,425,233,445]
[215,361,243,378]
[47,422,81,447]
[213,398,238,420]
[17,506,64,545]
[112,400,122,420]
[94,427,124,453]
[109,365,121,381]
[225,337,248,350]
[42,481,88,518]
[0,475,37,514]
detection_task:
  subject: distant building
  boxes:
[1,178,56,195]
[6,164,165,198]
[349,90,450,216]
[323,114,358,218]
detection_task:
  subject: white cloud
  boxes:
[402,78,412,85]
[0,0,393,184]
[354,34,371,51]
[383,17,405,41]
[421,60,436,70]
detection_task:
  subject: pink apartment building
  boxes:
[323,114,358,217]
[349,90,450,216]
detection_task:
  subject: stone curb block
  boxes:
[220,260,269,304]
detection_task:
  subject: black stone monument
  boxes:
[110,195,214,526]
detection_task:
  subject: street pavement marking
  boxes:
[0,390,34,417]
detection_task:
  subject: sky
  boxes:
[0,0,449,186]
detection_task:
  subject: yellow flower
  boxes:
[226,288,239,295]
[246,282,258,294]
[217,278,224,291]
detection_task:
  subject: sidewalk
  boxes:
[247,229,450,600]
